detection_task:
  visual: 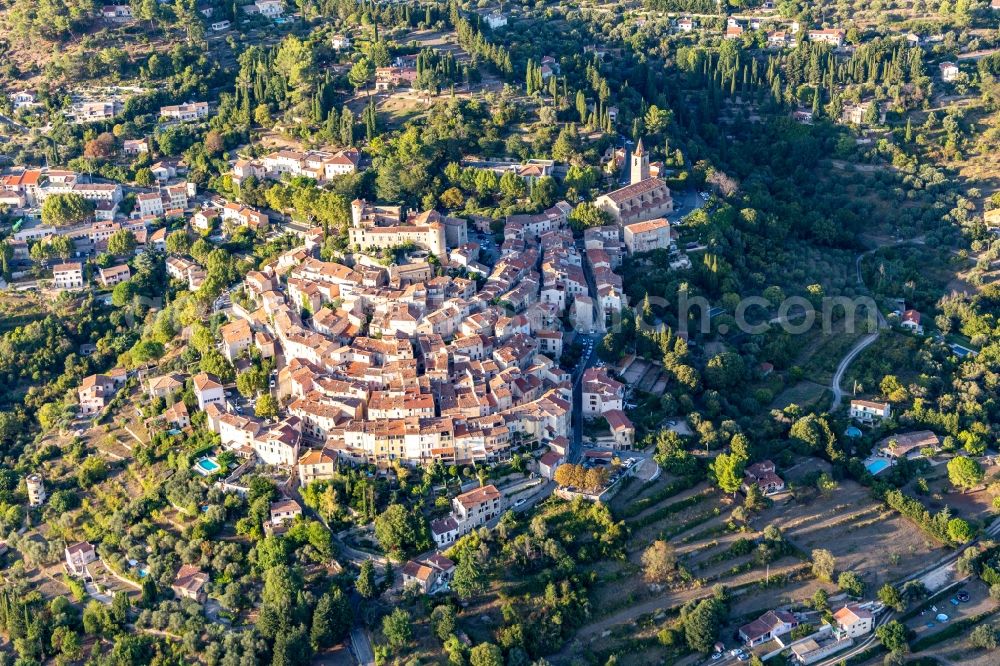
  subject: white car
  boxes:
[514,498,527,507]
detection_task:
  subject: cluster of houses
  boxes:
[133,0,287,29]
[720,17,846,48]
[738,601,881,664]
[0,166,205,289]
[232,147,360,185]
[10,90,214,126]
[2,168,125,217]
[0,161,283,294]
[60,128,694,480]
[64,539,212,604]
[55,130,702,597]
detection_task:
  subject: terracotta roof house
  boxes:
[171,564,209,603]
[743,460,785,495]
[900,309,923,334]
[192,372,225,410]
[739,609,798,646]
[603,409,635,450]
[65,541,97,575]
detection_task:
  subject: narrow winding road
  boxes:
[829,244,905,410]
[830,330,881,411]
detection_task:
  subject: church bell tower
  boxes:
[630,137,650,185]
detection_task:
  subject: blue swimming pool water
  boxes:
[865,458,891,475]
[845,426,862,438]
[195,457,220,473]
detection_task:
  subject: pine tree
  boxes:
[141,577,157,608]
[451,555,485,600]
[340,107,355,147]
[325,108,339,141]
[356,559,377,599]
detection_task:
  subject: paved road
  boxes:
[334,527,387,568]
[830,329,881,411]
[349,626,375,666]
[570,339,598,464]
[0,112,28,133]
[830,239,928,411]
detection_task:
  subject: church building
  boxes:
[595,139,673,226]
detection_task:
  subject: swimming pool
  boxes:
[865,458,891,475]
[845,426,863,438]
[194,457,221,475]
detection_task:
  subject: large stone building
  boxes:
[595,139,673,225]
[348,199,448,257]
[623,217,671,253]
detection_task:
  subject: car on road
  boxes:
[711,653,723,661]
[956,591,970,602]
[514,498,527,507]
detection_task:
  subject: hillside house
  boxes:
[78,373,124,415]
[98,264,131,287]
[849,399,891,424]
[192,373,225,410]
[878,431,939,460]
[53,262,85,290]
[160,102,209,122]
[739,609,799,646]
[743,460,785,495]
[831,604,874,638]
[65,542,97,575]
[171,565,209,603]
